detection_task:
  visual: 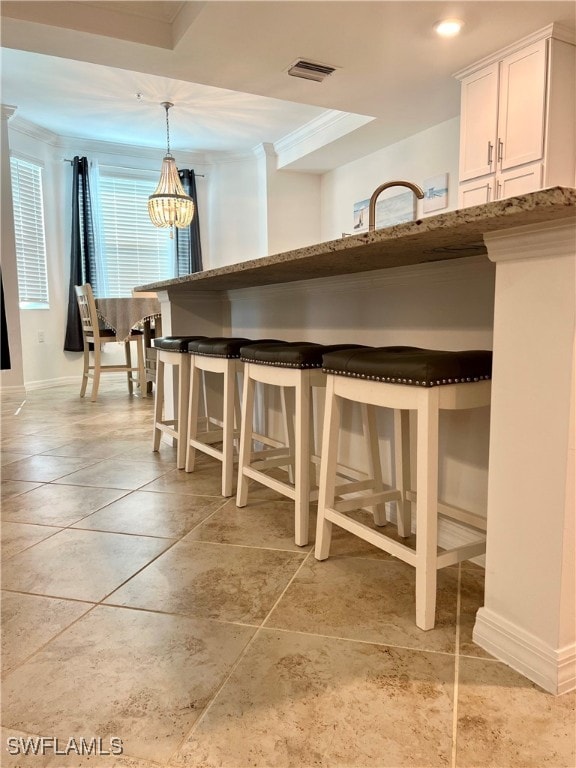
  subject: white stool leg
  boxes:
[281,386,295,484]
[185,358,201,472]
[361,403,387,526]
[415,389,440,631]
[153,354,165,451]
[294,372,311,546]
[125,341,134,395]
[221,361,235,497]
[233,368,242,444]
[91,343,102,402]
[80,339,89,398]
[394,409,412,537]
[136,335,146,396]
[236,368,256,508]
[315,376,341,560]
[176,357,190,470]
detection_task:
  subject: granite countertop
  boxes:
[137,187,576,294]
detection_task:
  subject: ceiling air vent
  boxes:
[287,59,337,82]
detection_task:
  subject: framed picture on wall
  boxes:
[353,199,369,232]
[353,191,415,232]
[423,173,449,213]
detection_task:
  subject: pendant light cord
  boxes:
[162,101,174,157]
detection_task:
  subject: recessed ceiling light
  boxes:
[434,19,464,37]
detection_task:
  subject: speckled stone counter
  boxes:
[137,187,576,294]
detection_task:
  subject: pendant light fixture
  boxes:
[148,101,194,235]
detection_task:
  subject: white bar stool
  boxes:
[185,337,277,497]
[152,336,206,469]
[315,346,492,630]
[236,341,365,547]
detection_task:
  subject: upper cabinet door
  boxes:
[459,63,499,181]
[498,40,547,172]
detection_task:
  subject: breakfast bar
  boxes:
[139,187,576,694]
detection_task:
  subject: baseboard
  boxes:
[23,376,80,391]
[473,606,576,695]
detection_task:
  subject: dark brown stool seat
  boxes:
[322,345,492,386]
[240,341,364,368]
[154,335,206,352]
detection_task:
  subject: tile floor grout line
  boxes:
[169,537,313,555]
[0,601,99,683]
[259,621,461,659]
[0,587,98,606]
[91,537,183,607]
[100,599,262,629]
[450,563,463,768]
[260,546,315,630]
[165,547,317,764]
[1,526,68,561]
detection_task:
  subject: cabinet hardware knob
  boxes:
[498,139,504,163]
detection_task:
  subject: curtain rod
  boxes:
[63,159,205,177]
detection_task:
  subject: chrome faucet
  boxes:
[368,180,424,231]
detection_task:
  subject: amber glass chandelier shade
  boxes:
[148,154,195,229]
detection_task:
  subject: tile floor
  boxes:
[1,381,574,768]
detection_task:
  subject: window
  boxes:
[98,173,174,297]
[10,157,49,309]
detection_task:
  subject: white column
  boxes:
[254,142,321,256]
[474,218,576,694]
[0,104,25,394]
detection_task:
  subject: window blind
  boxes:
[99,174,174,297]
[10,157,49,308]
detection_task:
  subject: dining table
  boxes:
[95,296,161,341]
[95,295,162,393]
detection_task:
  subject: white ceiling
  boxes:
[1,1,575,169]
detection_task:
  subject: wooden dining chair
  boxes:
[74,283,146,402]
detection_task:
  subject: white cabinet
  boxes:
[459,63,499,182]
[459,178,494,208]
[498,41,547,172]
[498,162,543,200]
[456,24,575,208]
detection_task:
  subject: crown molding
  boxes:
[8,115,60,144]
[455,23,576,80]
[275,110,373,160]
[252,142,277,159]
[1,104,18,121]
[57,134,209,165]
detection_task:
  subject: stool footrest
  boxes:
[333,487,401,513]
[322,508,419,566]
[240,466,297,501]
[436,540,486,568]
[251,453,294,472]
[190,428,234,446]
[189,440,234,463]
[155,420,178,435]
[405,490,487,532]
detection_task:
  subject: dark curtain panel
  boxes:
[175,169,203,275]
[0,270,11,370]
[64,156,95,351]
